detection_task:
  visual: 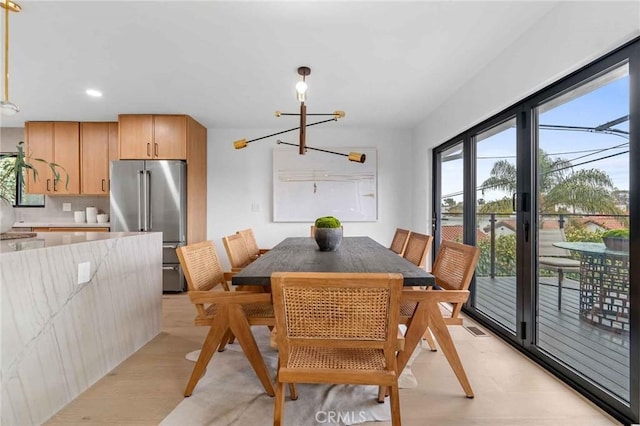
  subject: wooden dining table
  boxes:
[232,236,475,398]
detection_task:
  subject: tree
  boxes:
[480,149,621,215]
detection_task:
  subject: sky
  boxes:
[441,66,630,206]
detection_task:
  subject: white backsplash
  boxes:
[14,196,110,223]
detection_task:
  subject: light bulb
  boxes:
[295,80,307,102]
[0,100,19,116]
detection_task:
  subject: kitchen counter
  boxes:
[1,231,133,253]
[1,231,162,425]
[13,221,110,228]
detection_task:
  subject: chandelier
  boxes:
[233,66,366,163]
[0,0,20,116]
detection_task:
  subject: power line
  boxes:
[441,149,629,199]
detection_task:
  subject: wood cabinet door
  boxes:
[53,122,80,195]
[25,122,54,194]
[119,115,153,159]
[81,122,110,195]
[108,122,119,162]
[153,115,187,159]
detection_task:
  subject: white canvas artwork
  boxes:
[273,147,377,222]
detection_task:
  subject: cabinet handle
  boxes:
[154,143,159,157]
[101,179,106,192]
[46,179,51,192]
[147,142,151,157]
[53,180,58,192]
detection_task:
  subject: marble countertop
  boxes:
[0,231,150,253]
[13,221,111,228]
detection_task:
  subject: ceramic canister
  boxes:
[86,206,98,223]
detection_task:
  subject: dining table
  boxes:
[232,236,475,397]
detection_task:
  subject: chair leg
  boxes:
[377,386,387,402]
[218,329,234,352]
[389,384,401,426]
[274,381,286,426]
[426,300,474,398]
[184,307,230,397]
[422,326,437,351]
[228,304,275,396]
[289,383,298,400]
[558,269,564,311]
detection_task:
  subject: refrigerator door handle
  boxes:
[137,170,144,231]
[145,170,152,231]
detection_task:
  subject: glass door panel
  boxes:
[473,117,518,334]
[438,143,464,244]
[535,63,630,402]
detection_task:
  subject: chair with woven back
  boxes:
[176,240,276,397]
[271,272,404,426]
[389,228,411,256]
[399,239,480,397]
[402,231,433,268]
[237,228,269,261]
[222,233,253,271]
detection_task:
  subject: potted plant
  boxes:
[0,141,68,233]
[601,228,629,252]
[313,216,342,251]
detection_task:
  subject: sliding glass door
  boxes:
[432,39,638,423]
[534,63,631,402]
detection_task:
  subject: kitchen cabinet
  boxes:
[25,122,80,195]
[118,114,187,160]
[81,122,118,195]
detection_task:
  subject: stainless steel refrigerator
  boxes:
[110,160,187,292]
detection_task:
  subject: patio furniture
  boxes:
[553,241,629,333]
[538,229,581,310]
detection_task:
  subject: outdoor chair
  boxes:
[538,228,581,310]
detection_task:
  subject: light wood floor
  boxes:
[45,294,620,425]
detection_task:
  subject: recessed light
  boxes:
[86,89,103,97]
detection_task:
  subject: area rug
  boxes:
[161,326,422,426]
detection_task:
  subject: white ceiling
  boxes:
[1,1,559,130]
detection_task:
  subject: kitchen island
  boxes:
[1,231,162,425]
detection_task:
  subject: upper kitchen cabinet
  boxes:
[81,122,118,195]
[118,114,188,159]
[25,122,80,195]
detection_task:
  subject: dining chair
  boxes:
[176,240,276,397]
[389,228,411,256]
[399,239,480,397]
[237,228,269,260]
[402,231,433,268]
[222,233,253,271]
[271,272,404,426]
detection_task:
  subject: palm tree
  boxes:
[480,149,621,214]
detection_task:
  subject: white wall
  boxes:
[207,126,413,269]
[412,1,640,234]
